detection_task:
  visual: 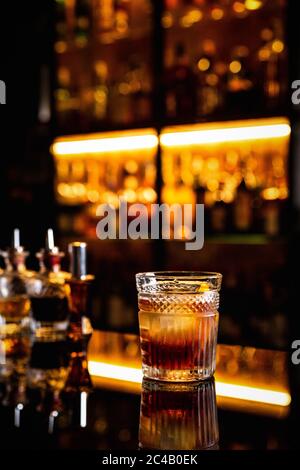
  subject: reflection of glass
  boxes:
[139,379,219,450]
[136,272,222,382]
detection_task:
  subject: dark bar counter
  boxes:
[0,330,293,450]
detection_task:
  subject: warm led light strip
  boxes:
[215,381,291,407]
[52,134,158,156]
[89,361,143,384]
[88,361,291,407]
[160,122,291,148]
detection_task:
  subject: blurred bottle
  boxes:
[233,174,254,233]
[92,60,109,124]
[165,42,197,120]
[109,56,150,125]
[114,0,130,39]
[196,40,223,116]
[55,0,68,48]
[26,229,70,339]
[74,0,92,47]
[262,197,281,238]
[258,21,284,110]
[226,45,255,113]
[96,0,115,36]
[108,74,132,125]
[193,175,206,205]
[210,195,228,234]
[0,229,31,335]
[130,60,152,122]
[193,176,211,234]
[55,66,80,130]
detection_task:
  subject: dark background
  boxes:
[1,1,300,351]
[0,2,56,252]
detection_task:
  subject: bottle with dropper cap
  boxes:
[26,229,70,338]
[66,242,94,345]
[0,229,31,334]
[63,242,94,392]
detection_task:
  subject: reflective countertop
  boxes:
[0,330,294,450]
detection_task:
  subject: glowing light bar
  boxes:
[215,382,291,407]
[88,361,291,407]
[160,119,290,148]
[89,361,143,384]
[52,132,158,156]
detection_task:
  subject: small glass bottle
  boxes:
[0,229,31,335]
[27,229,69,338]
[64,242,94,392]
[66,242,94,344]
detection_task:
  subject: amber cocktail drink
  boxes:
[136,272,222,382]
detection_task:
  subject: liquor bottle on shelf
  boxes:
[210,186,229,235]
[114,0,130,39]
[196,40,223,116]
[233,175,254,233]
[193,176,211,233]
[130,60,152,122]
[193,176,206,205]
[92,60,109,124]
[108,72,132,125]
[0,229,31,335]
[26,229,70,338]
[55,66,80,130]
[55,0,68,51]
[74,0,92,47]
[258,21,285,110]
[96,0,115,38]
[165,42,197,121]
[226,46,256,113]
[261,196,281,238]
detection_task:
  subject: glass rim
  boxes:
[136,271,222,294]
[136,271,222,281]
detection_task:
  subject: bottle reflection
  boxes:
[139,379,219,450]
[26,335,70,395]
[0,332,31,378]
[0,331,29,427]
